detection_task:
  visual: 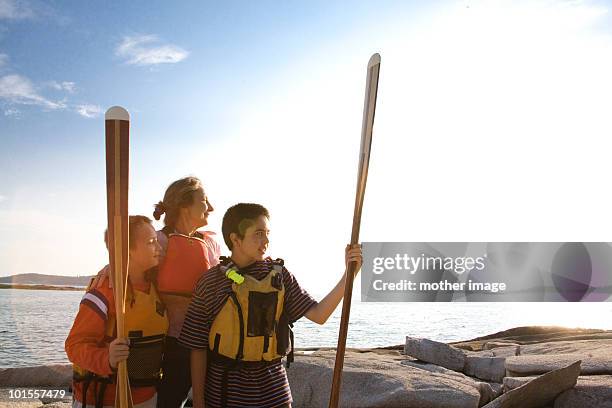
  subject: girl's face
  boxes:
[129,223,161,272]
[184,187,214,229]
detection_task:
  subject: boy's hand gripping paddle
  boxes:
[328,53,380,408]
[105,106,134,408]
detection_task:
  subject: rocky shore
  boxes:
[1,326,611,407]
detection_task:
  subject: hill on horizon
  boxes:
[0,273,95,287]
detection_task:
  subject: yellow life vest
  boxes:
[208,262,290,363]
[73,282,169,388]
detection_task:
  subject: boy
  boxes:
[178,203,362,408]
[66,216,168,408]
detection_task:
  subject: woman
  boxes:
[153,177,220,407]
[95,177,221,408]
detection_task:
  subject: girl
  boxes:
[66,216,167,408]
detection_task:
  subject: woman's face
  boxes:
[184,187,214,229]
[129,223,161,272]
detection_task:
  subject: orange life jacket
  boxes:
[157,232,213,297]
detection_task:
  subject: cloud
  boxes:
[0,55,79,112]
[76,104,101,118]
[48,80,75,93]
[0,74,65,109]
[115,34,189,66]
[0,0,35,20]
[0,70,99,119]
[3,107,19,116]
[0,195,6,203]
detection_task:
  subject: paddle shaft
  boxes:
[105,109,133,408]
[328,54,380,408]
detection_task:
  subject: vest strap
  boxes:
[228,292,245,360]
[263,333,270,354]
[95,380,107,408]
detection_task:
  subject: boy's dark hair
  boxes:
[222,203,270,250]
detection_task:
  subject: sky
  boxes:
[1,0,612,295]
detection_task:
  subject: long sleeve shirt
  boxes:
[65,277,156,407]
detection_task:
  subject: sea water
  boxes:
[1,289,611,368]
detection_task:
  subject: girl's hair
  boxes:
[128,215,153,249]
[102,215,155,305]
[104,215,152,249]
[153,177,203,228]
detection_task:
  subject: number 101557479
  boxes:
[8,389,67,399]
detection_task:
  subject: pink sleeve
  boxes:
[156,230,169,259]
[201,231,222,268]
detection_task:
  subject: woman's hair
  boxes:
[153,177,203,228]
[104,215,152,250]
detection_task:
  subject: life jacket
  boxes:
[72,281,168,408]
[157,228,212,298]
[208,258,294,366]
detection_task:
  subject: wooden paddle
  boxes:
[328,53,381,408]
[105,106,133,408]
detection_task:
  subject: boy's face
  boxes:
[129,223,162,272]
[232,215,270,264]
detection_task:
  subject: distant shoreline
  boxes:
[0,273,95,288]
[0,283,84,291]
